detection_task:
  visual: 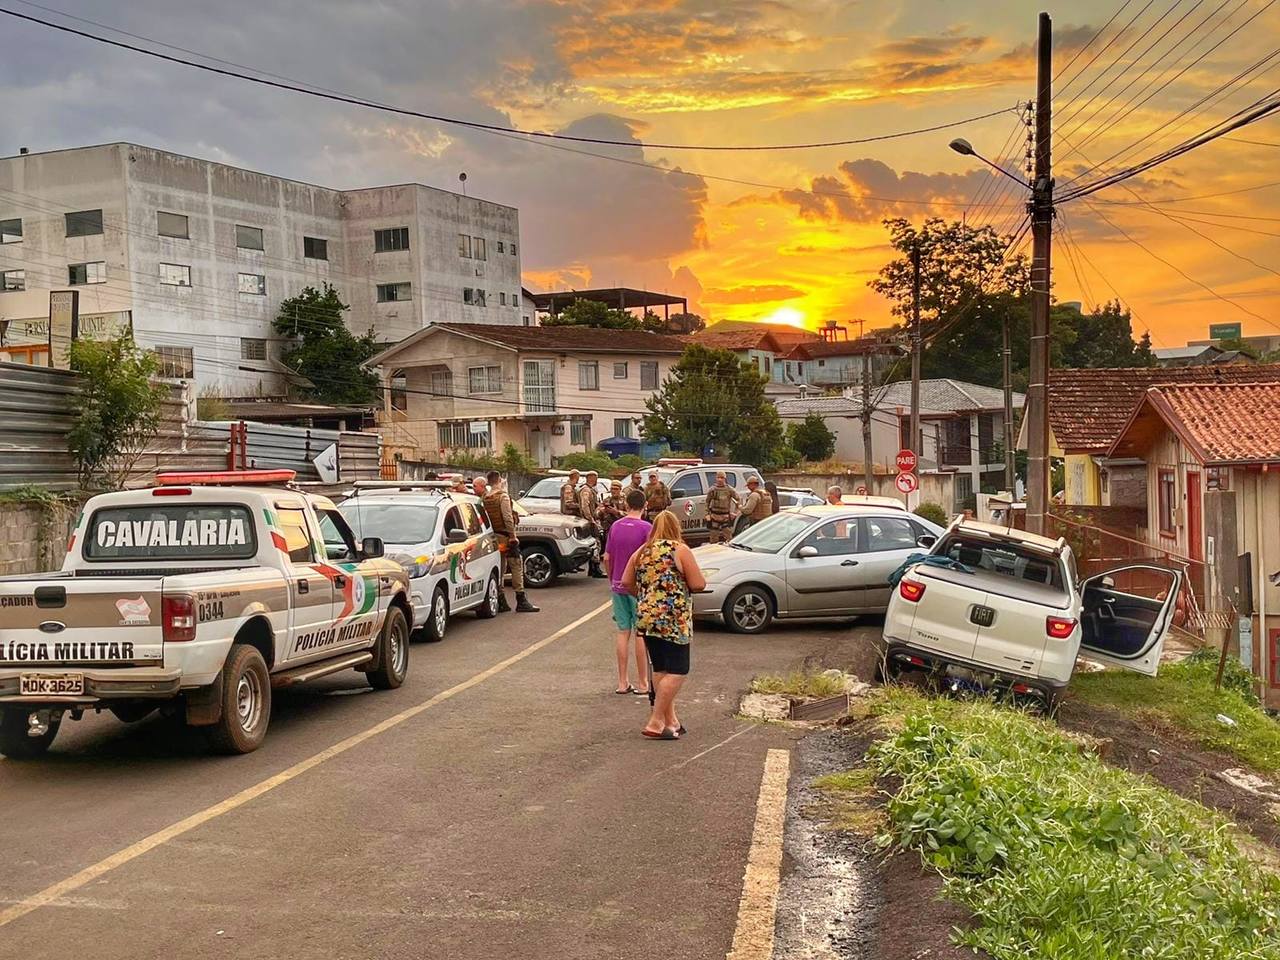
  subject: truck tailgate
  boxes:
[0,576,164,667]
[904,565,986,662]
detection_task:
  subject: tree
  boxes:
[542,299,642,330]
[1215,335,1259,360]
[68,334,168,490]
[272,284,380,405]
[1059,300,1155,369]
[643,344,785,466]
[786,412,836,462]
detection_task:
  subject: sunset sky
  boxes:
[2,0,1278,347]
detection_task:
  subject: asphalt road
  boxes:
[0,576,877,960]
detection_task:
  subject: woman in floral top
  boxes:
[622,511,706,740]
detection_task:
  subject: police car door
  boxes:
[442,504,485,610]
[276,504,337,664]
[456,501,498,610]
[669,472,705,535]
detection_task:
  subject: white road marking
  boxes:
[0,601,609,929]
[647,724,757,781]
[726,748,791,960]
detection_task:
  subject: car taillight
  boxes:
[899,578,926,602]
[1046,616,1077,639]
[163,595,197,642]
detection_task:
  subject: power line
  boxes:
[0,4,1015,154]
[1055,0,1138,84]
[1093,178,1280,204]
[1226,135,1280,146]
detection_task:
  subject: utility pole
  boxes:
[1002,310,1015,494]
[1025,10,1054,535]
[861,351,874,495]
[909,239,922,460]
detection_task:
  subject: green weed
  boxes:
[751,671,848,699]
[871,690,1280,959]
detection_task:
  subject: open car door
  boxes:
[1079,564,1183,676]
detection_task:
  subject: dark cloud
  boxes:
[770,158,993,222]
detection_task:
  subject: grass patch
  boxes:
[813,767,877,794]
[870,687,1280,959]
[810,766,884,835]
[1072,648,1280,774]
[751,671,847,699]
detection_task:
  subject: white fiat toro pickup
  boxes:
[0,470,412,758]
[883,519,1182,708]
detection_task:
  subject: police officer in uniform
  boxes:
[560,469,582,517]
[624,471,644,498]
[704,471,740,544]
[598,478,627,543]
[643,470,671,523]
[578,470,607,578]
[740,475,771,531]
[480,472,539,613]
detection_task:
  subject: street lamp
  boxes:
[949,138,1029,189]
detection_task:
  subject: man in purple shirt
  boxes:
[603,489,652,695]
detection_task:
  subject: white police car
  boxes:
[338,482,503,642]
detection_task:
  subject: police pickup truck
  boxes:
[0,470,412,758]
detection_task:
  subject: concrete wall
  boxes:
[765,469,956,516]
[0,499,79,576]
[0,144,523,395]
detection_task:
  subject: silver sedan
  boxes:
[692,504,943,633]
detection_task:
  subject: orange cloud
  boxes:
[702,283,806,305]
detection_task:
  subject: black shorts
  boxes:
[643,635,690,675]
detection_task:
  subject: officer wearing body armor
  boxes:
[624,471,644,499]
[704,471,740,544]
[740,475,771,530]
[560,470,582,516]
[643,470,672,522]
[598,479,627,543]
[578,470,607,578]
[478,472,539,613]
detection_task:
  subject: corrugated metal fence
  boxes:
[0,361,380,491]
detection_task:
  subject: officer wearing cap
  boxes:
[643,470,671,522]
[560,469,582,517]
[578,470,607,578]
[704,471,739,544]
[479,471,539,613]
[741,475,771,530]
[598,478,627,542]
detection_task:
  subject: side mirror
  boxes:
[916,535,937,549]
[361,537,385,559]
[446,528,468,544]
[797,545,818,559]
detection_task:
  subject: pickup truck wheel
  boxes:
[207,644,271,755]
[724,585,773,634]
[425,587,449,642]
[475,573,500,619]
[521,545,556,589]
[369,607,409,690]
[0,709,60,759]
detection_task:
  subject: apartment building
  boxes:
[0,143,522,395]
[367,323,686,466]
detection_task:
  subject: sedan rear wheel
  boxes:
[725,585,773,634]
[425,587,448,642]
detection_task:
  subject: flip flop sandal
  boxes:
[632,687,650,696]
[615,686,636,695]
[641,729,680,740]
[676,725,687,735]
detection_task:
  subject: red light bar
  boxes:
[155,469,297,487]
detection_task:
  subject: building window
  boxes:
[0,218,20,243]
[157,211,189,239]
[943,417,972,466]
[376,282,412,302]
[389,369,408,411]
[239,338,267,361]
[65,209,103,238]
[523,359,556,412]
[1158,469,1177,534]
[1100,470,1109,495]
[474,237,486,261]
[953,473,975,513]
[510,242,517,255]
[463,287,487,307]
[439,421,490,449]
[458,233,472,258]
[522,315,531,327]
[496,240,505,254]
[978,413,997,461]
[68,261,106,285]
[570,421,587,445]
[513,291,519,307]
[237,273,266,296]
[640,360,659,391]
[428,367,453,398]
[614,418,634,439]
[499,292,507,306]
[374,227,410,252]
[235,224,264,250]
[155,345,194,379]
[159,262,191,287]
[578,361,599,391]
[1,269,24,291]
[303,236,328,260]
[468,365,502,395]
[614,361,628,379]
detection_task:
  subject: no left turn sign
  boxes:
[895,472,919,494]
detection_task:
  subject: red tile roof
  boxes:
[1049,364,1280,453]
[688,330,783,352]
[1113,383,1280,464]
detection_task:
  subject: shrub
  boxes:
[616,454,645,471]
[556,450,616,474]
[913,501,949,526]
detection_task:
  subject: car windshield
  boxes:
[730,512,814,553]
[937,534,1062,589]
[524,478,563,498]
[339,503,439,545]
